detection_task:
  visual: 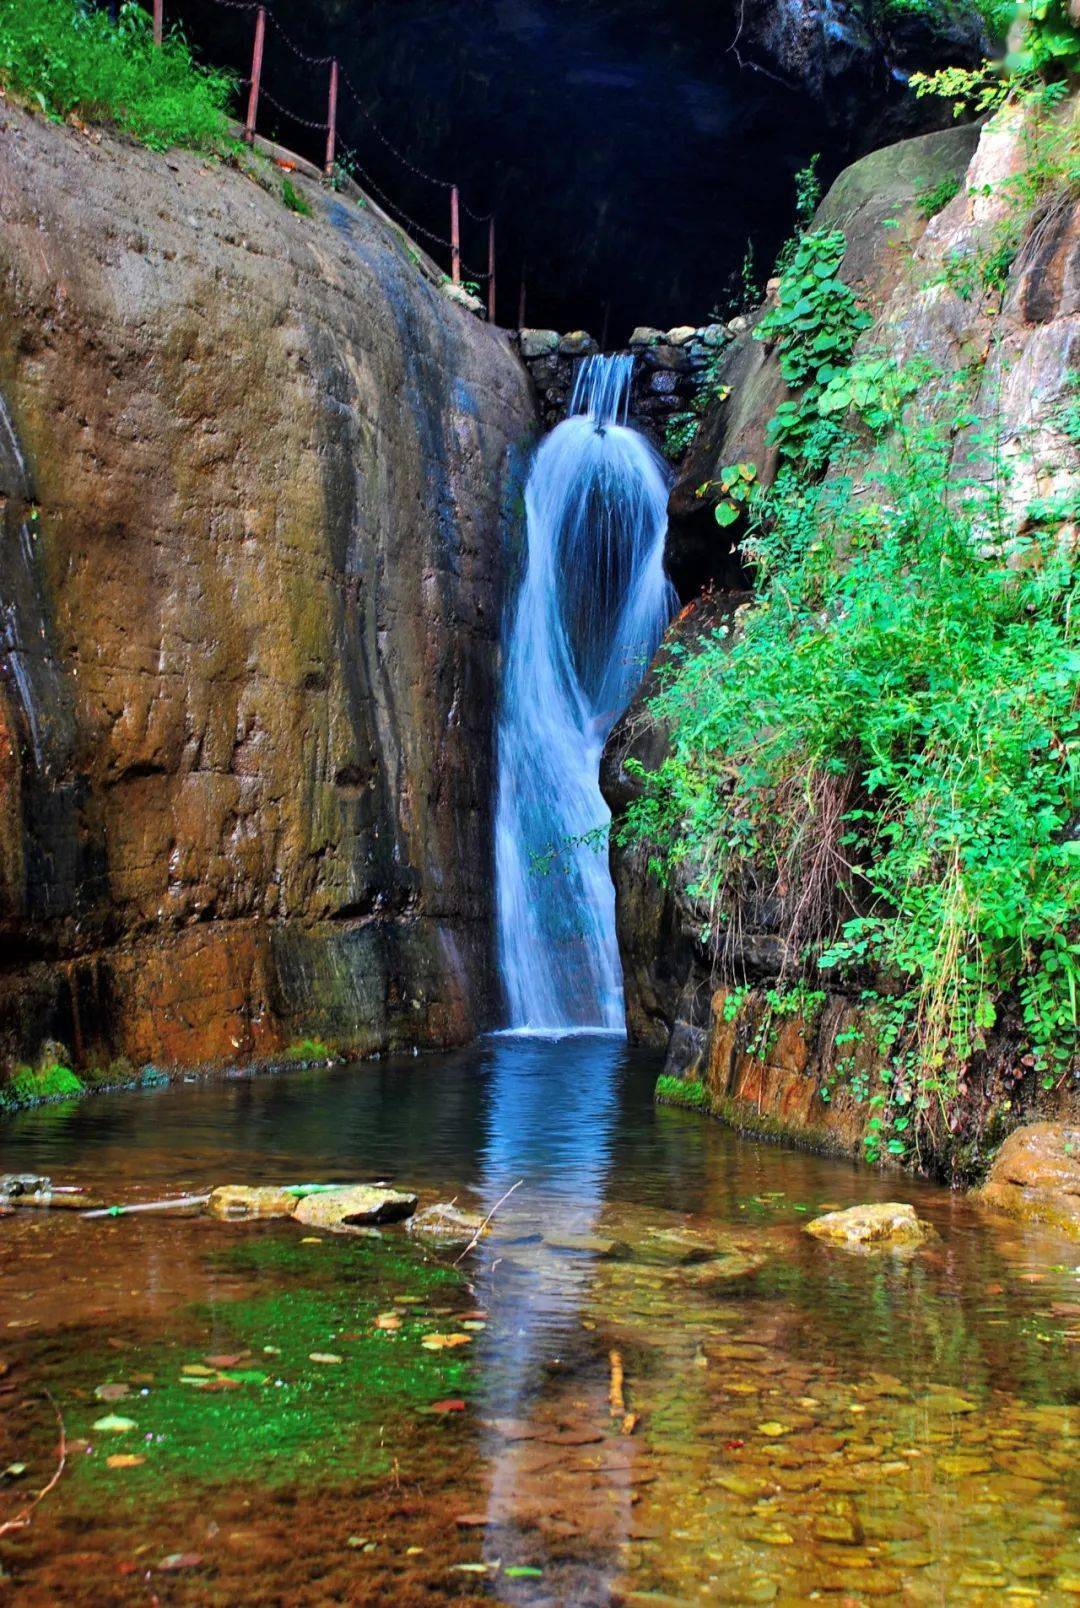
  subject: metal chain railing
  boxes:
[145,0,501,318]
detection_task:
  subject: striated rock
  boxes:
[206,1185,298,1222]
[805,1203,933,1251]
[291,1184,417,1228]
[978,1124,1080,1237]
[519,327,560,358]
[0,105,535,1073]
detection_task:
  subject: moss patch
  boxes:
[67,1232,474,1506]
[655,1075,708,1110]
[0,1061,83,1111]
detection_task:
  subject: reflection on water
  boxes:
[0,1038,1078,1605]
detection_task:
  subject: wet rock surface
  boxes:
[0,105,535,1079]
[979,1123,1080,1237]
[805,1202,933,1251]
[290,1184,418,1228]
[205,1186,298,1222]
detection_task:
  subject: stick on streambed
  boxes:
[81,1194,211,1219]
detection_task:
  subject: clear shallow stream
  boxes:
[0,1036,1077,1605]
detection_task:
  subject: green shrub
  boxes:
[0,0,235,151]
[917,173,963,218]
[623,377,1080,1150]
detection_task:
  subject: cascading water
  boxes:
[496,354,676,1031]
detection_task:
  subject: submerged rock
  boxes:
[978,1124,1080,1238]
[0,1174,51,1198]
[407,1202,487,1244]
[206,1185,298,1222]
[291,1185,418,1228]
[805,1202,933,1250]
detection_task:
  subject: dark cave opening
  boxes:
[169,0,910,338]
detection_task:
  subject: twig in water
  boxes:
[0,1390,66,1537]
[81,1194,211,1219]
[452,1179,523,1265]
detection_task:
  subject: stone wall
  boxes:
[0,105,536,1076]
[512,322,735,445]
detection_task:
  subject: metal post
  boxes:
[243,7,266,145]
[324,59,338,178]
[450,186,461,285]
[152,0,163,45]
[487,218,496,323]
[517,271,526,331]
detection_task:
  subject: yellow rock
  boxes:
[805,1202,933,1250]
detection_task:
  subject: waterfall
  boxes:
[495,354,676,1032]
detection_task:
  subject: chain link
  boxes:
[258,83,328,131]
[337,65,455,191]
[201,0,494,272]
[265,9,333,66]
[338,147,452,249]
[339,148,492,279]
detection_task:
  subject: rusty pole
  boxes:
[487,218,496,323]
[243,7,266,145]
[450,187,461,284]
[152,0,163,45]
[324,59,339,178]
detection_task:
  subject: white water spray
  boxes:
[495,354,676,1031]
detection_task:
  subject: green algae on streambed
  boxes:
[42,1233,473,1504]
[1,1037,1080,1605]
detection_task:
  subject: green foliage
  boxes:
[281,176,312,216]
[793,154,823,228]
[1,1060,83,1111]
[0,0,235,151]
[621,367,1080,1154]
[911,1,1080,113]
[705,461,758,528]
[917,172,963,218]
[754,230,873,470]
[283,1038,331,1062]
[655,1074,708,1109]
[663,411,702,460]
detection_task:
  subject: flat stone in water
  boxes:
[206,1185,297,1221]
[805,1202,933,1250]
[292,1186,418,1228]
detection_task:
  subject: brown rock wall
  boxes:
[0,106,535,1071]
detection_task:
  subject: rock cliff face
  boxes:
[0,106,535,1074]
[604,109,1080,1176]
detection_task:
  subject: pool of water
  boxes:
[0,1036,1077,1605]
